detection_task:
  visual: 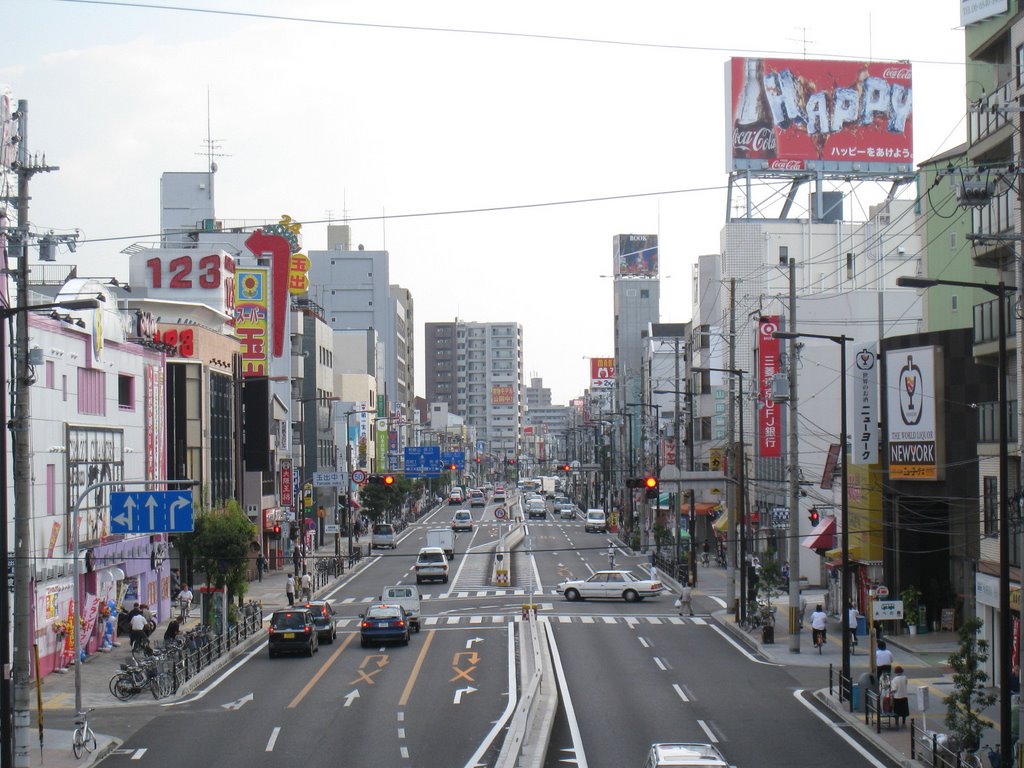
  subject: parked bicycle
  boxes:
[71,708,97,758]
[109,655,169,700]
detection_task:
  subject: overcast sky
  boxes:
[4,1,970,405]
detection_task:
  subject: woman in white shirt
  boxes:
[890,665,909,728]
[810,604,828,648]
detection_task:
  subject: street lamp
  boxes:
[772,330,852,689]
[5,295,105,768]
[689,368,748,622]
[897,274,1015,764]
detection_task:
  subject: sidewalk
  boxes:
[673,559,1002,768]
[14,540,367,767]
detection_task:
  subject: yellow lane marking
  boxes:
[398,629,435,707]
[41,692,70,710]
[288,632,355,709]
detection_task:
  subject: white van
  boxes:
[371,523,397,549]
[584,509,607,533]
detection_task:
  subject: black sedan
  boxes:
[302,600,337,644]
[268,608,319,658]
[359,604,411,648]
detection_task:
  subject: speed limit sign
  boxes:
[494,507,507,520]
[352,470,367,484]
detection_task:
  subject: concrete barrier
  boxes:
[491,522,525,586]
[495,617,558,768]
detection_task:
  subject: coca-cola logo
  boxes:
[733,127,777,152]
[768,159,804,170]
[882,67,911,80]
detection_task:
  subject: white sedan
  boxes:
[556,570,664,602]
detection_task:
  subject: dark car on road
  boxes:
[268,608,319,658]
[302,600,337,644]
[360,604,411,647]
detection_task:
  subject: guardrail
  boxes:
[495,616,557,768]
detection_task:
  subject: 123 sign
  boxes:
[129,249,236,322]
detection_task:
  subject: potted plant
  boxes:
[901,585,923,634]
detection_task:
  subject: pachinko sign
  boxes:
[726,57,913,172]
[235,267,269,377]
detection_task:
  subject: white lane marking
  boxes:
[692,618,707,626]
[638,637,650,648]
[710,595,727,608]
[131,749,147,760]
[166,642,269,706]
[531,547,544,593]
[266,727,281,752]
[793,689,890,768]
[646,617,662,625]
[709,625,782,666]
[668,617,684,625]
[462,623,518,768]
[545,619,589,768]
[425,617,439,625]
[580,616,594,624]
[400,746,409,759]
[697,719,718,743]
[342,597,355,604]
[653,657,667,671]
[458,592,469,598]
[397,711,404,722]
[470,616,483,624]
[602,616,616,624]
[625,617,639,628]
[559,615,572,623]
[398,728,406,738]
[673,683,689,702]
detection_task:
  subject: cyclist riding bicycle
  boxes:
[810,604,828,647]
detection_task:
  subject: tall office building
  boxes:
[425,320,524,459]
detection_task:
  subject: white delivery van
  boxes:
[585,509,607,533]
[380,585,422,631]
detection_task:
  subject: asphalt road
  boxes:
[80,494,907,768]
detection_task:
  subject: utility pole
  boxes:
[12,100,58,768]
[786,258,802,653]
[727,278,742,618]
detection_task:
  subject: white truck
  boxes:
[380,584,422,632]
[426,527,455,560]
[541,476,557,498]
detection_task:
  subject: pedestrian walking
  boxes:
[607,544,616,570]
[676,582,694,617]
[256,552,266,582]
[875,639,894,678]
[890,666,910,729]
[286,573,296,606]
[301,570,312,601]
[847,604,860,654]
[649,563,658,582]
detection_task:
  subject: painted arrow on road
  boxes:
[453,686,477,704]
[221,693,253,710]
[344,690,360,707]
[465,637,483,649]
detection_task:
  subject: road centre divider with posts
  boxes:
[495,615,557,768]
[492,522,525,587]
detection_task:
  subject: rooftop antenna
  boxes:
[196,87,230,199]
[786,27,815,58]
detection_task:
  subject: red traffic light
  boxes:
[382,474,395,486]
[449,463,458,471]
[808,508,820,526]
[561,464,571,472]
[643,477,658,489]
[272,524,281,535]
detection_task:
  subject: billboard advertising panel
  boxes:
[757,317,781,458]
[613,234,658,277]
[590,357,616,389]
[726,57,913,172]
[961,0,1007,25]
[886,346,940,480]
[491,385,514,405]
[234,267,269,377]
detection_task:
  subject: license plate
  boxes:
[283,632,295,639]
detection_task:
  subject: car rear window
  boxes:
[367,607,401,619]
[419,552,445,564]
[271,611,309,630]
[373,524,394,535]
[387,588,413,598]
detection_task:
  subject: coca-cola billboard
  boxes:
[725,57,913,173]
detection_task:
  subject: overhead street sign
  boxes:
[441,451,466,471]
[110,491,194,533]
[313,471,343,487]
[404,446,442,478]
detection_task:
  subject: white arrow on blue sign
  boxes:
[110,491,194,533]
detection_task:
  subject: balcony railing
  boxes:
[978,400,1019,443]
[969,78,1016,145]
[973,295,1017,344]
[971,188,1015,238]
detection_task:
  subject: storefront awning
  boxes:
[681,503,719,516]
[802,516,836,550]
[713,509,730,533]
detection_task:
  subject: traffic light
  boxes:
[475,457,481,464]
[289,524,298,540]
[448,463,458,471]
[271,524,281,537]
[644,476,659,499]
[383,474,395,486]
[368,474,397,486]
[561,464,571,473]
[808,508,820,526]
[626,478,641,488]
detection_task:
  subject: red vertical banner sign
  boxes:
[758,317,782,458]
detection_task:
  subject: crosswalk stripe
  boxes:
[475,591,488,597]
[424,617,439,625]
[446,617,460,625]
[558,616,572,623]
[342,597,355,604]
[470,616,482,624]
[646,617,662,625]
[602,616,616,624]
[692,617,707,625]
[457,592,469,598]
[668,617,684,625]
[492,616,504,623]
[336,619,352,628]
[580,616,594,624]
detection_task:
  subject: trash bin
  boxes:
[762,624,774,644]
[856,672,875,712]
[851,683,860,710]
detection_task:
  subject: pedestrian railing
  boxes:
[910,721,963,768]
[828,664,855,711]
[168,608,263,693]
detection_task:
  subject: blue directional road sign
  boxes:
[441,451,465,471]
[110,491,195,533]
[404,446,442,478]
